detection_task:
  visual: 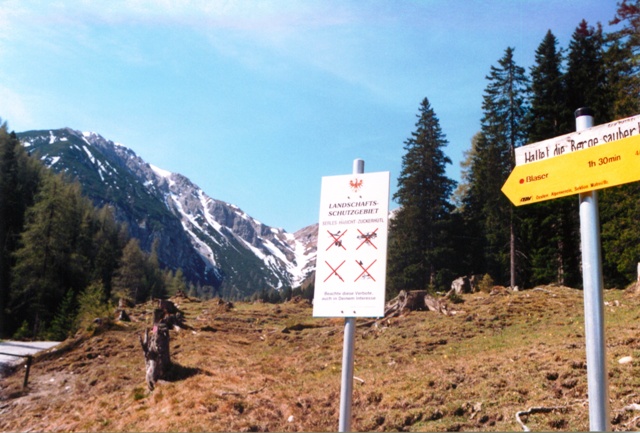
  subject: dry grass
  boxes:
[2,286,640,432]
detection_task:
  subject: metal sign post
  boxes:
[338,159,363,433]
[339,316,356,432]
[576,108,611,432]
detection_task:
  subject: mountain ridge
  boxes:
[17,128,317,298]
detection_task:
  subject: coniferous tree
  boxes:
[563,17,638,288]
[598,1,640,288]
[461,130,509,283]
[528,31,573,140]
[165,268,187,297]
[565,20,611,123]
[146,240,166,299]
[464,47,529,287]
[600,180,640,287]
[0,121,43,336]
[90,205,123,300]
[451,138,476,212]
[607,0,640,118]
[454,132,488,277]
[47,289,76,341]
[280,286,293,303]
[302,282,314,302]
[75,281,112,331]
[10,174,94,336]
[112,238,148,304]
[524,31,581,288]
[387,97,457,295]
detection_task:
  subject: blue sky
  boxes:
[0,1,620,233]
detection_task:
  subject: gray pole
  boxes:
[338,158,364,432]
[576,107,610,431]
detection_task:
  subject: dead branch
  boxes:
[247,386,266,395]
[220,387,266,397]
[628,415,640,429]
[515,406,565,432]
[281,323,321,333]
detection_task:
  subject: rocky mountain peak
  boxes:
[17,128,318,298]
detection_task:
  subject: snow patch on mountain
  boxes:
[150,164,172,178]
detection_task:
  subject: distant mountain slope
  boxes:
[17,128,317,298]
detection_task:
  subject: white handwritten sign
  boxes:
[515,114,640,166]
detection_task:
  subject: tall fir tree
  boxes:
[599,180,640,287]
[464,47,529,287]
[598,1,640,288]
[607,0,640,118]
[565,20,611,123]
[9,174,94,336]
[387,97,457,295]
[146,239,166,300]
[0,121,43,336]
[46,289,77,341]
[112,238,149,304]
[563,17,637,288]
[455,132,489,277]
[528,30,573,140]
[165,268,187,297]
[90,205,124,300]
[523,31,581,288]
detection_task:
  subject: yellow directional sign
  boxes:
[502,133,640,206]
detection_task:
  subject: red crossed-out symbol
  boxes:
[355,259,377,282]
[356,228,378,250]
[326,230,347,251]
[324,260,346,282]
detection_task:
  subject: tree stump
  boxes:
[397,290,426,310]
[391,290,450,316]
[139,309,171,391]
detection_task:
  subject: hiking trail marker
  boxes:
[502,133,640,206]
[503,109,640,431]
[313,169,390,318]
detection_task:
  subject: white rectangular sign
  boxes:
[515,113,640,166]
[313,171,390,318]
